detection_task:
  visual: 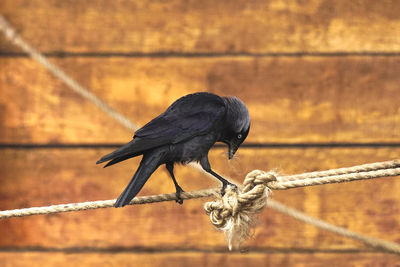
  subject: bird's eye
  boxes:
[237,134,242,139]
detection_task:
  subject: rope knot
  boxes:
[243,169,277,189]
[204,171,277,250]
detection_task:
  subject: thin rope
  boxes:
[0,15,138,131]
[0,188,218,219]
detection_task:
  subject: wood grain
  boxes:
[0,148,399,249]
[1,0,399,264]
[1,251,400,267]
[1,57,399,144]
[1,0,400,53]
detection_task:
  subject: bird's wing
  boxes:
[137,112,221,142]
[97,93,226,165]
[135,100,226,144]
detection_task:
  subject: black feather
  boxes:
[114,152,163,207]
[96,92,251,207]
[103,153,137,168]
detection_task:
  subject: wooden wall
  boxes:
[1,0,400,266]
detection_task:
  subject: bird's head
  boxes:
[220,96,250,159]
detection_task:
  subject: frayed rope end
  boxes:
[204,170,277,250]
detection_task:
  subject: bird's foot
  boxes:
[221,182,238,196]
[175,186,184,205]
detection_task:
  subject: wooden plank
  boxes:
[1,0,400,53]
[1,57,400,144]
[0,148,399,249]
[1,251,400,267]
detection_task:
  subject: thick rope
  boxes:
[1,160,399,253]
[204,172,276,250]
[0,15,138,131]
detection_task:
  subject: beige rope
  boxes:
[0,15,138,131]
[2,160,398,220]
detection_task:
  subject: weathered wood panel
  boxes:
[1,0,400,53]
[1,57,399,144]
[1,0,399,264]
[1,251,399,267]
[0,148,399,249]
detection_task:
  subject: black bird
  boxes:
[96,92,250,207]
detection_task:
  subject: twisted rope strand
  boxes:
[269,167,400,189]
[281,159,400,181]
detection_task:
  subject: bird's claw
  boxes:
[220,182,238,196]
[175,186,184,205]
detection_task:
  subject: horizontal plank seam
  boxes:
[0,247,381,254]
[1,51,400,58]
[2,143,400,149]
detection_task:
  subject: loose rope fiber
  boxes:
[204,164,400,251]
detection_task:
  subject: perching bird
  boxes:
[96,92,250,207]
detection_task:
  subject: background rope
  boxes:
[0,15,138,131]
[266,199,400,254]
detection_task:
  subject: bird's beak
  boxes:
[228,143,238,160]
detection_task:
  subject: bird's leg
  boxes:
[166,162,184,204]
[200,156,237,196]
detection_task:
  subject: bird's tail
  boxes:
[96,139,141,167]
[114,152,163,207]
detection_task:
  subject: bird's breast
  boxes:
[167,134,217,164]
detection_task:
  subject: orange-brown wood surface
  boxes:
[1,57,399,144]
[0,148,399,250]
[1,0,400,53]
[1,251,400,267]
[1,0,400,266]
